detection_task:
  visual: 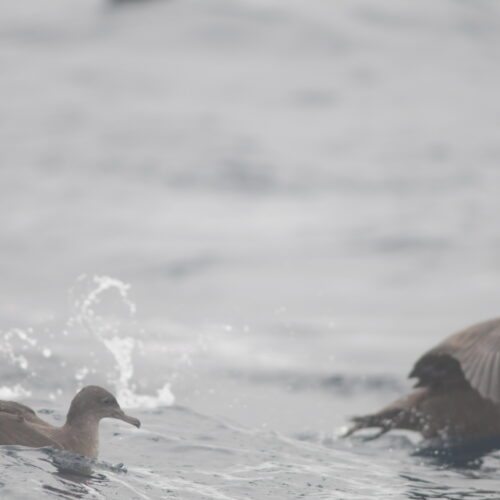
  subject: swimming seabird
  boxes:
[0,385,140,459]
[344,317,500,442]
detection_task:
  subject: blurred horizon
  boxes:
[2,0,500,336]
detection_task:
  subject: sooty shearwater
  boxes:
[0,385,140,459]
[344,317,500,443]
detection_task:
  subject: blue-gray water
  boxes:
[2,0,500,498]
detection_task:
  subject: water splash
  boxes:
[0,328,43,398]
[0,384,31,399]
[0,275,174,408]
[0,328,37,370]
[69,275,174,408]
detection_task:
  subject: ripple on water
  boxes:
[3,403,500,499]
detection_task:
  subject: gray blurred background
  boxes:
[1,0,500,404]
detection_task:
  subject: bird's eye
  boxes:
[102,397,113,404]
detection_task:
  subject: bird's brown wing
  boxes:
[0,412,62,449]
[0,401,51,426]
[409,317,500,404]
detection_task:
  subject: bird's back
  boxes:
[0,412,62,449]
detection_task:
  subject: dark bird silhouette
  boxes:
[0,385,140,459]
[344,317,500,442]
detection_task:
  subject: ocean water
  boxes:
[2,0,500,498]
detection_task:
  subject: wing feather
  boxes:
[0,413,62,449]
[410,317,500,403]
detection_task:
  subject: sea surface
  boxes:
[2,0,500,498]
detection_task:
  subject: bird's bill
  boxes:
[112,409,141,428]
